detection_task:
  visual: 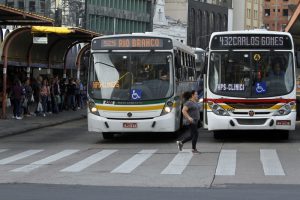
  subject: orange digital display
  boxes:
[102,38,163,48]
[92,37,172,50]
[92,81,119,89]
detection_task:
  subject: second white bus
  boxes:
[205,30,296,139]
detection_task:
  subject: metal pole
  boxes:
[113,18,116,35]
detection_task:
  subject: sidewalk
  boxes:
[0,107,87,138]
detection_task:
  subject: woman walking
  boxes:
[177,90,201,154]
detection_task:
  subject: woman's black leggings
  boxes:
[181,122,199,149]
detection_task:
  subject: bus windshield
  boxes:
[88,52,173,101]
[208,51,294,98]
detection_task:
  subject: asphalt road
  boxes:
[1,183,300,200]
[0,119,300,198]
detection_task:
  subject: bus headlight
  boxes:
[88,100,100,116]
[273,101,295,116]
[208,101,229,116]
[161,101,174,116]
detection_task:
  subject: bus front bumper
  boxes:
[88,112,177,133]
[207,112,296,131]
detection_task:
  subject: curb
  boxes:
[0,115,86,138]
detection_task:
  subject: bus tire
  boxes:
[213,131,223,140]
[297,98,300,120]
[278,130,289,140]
[102,132,114,140]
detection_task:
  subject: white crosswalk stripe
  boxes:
[0,149,8,154]
[111,149,157,174]
[260,149,285,176]
[61,150,118,172]
[0,148,292,176]
[0,150,43,165]
[215,149,236,176]
[161,149,193,175]
[11,150,79,172]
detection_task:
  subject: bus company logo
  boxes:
[248,110,255,117]
[127,112,133,117]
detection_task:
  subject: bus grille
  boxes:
[226,103,276,109]
[106,117,154,120]
[236,118,267,125]
[233,111,271,115]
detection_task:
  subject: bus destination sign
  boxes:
[210,34,292,50]
[92,37,173,50]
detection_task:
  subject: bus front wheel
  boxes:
[102,132,114,140]
[213,131,224,140]
[278,130,289,140]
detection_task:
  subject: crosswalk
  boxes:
[0,148,297,176]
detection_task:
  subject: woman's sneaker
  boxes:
[176,141,183,151]
[192,149,201,154]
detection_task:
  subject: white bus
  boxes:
[87,33,198,139]
[205,30,296,139]
[193,47,206,76]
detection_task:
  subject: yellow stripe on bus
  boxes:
[96,104,165,111]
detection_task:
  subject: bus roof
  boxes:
[210,30,292,37]
[209,30,293,50]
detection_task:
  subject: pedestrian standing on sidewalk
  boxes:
[11,79,25,120]
[176,90,201,154]
[40,79,50,117]
[23,79,33,116]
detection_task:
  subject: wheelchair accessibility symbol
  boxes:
[131,89,142,100]
[255,82,266,94]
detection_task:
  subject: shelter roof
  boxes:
[0,4,54,26]
[0,26,100,68]
[286,3,300,48]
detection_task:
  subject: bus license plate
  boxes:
[276,120,291,126]
[123,123,137,128]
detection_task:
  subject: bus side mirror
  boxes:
[296,51,300,68]
[203,52,208,74]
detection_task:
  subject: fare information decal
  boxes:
[211,34,292,50]
[217,84,245,91]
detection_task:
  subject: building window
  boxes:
[247,8,251,18]
[282,24,287,31]
[29,1,36,12]
[18,0,24,9]
[7,1,14,7]
[283,9,288,16]
[40,0,45,14]
[265,9,270,16]
[254,10,258,19]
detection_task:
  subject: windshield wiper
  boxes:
[95,62,115,68]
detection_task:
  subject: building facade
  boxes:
[153,0,187,44]
[245,0,264,30]
[85,0,153,35]
[263,0,300,31]
[232,0,264,31]
[164,0,231,49]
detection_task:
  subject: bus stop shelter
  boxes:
[0,5,100,118]
[285,3,300,50]
[285,4,300,116]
